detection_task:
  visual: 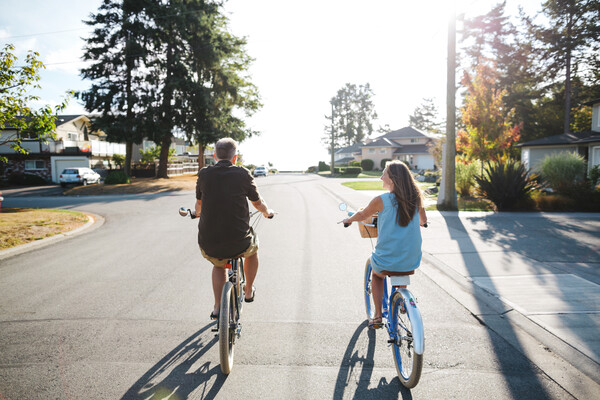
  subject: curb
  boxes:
[0,212,105,261]
[420,251,600,399]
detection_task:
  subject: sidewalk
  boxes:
[319,177,600,398]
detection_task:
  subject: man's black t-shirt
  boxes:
[196,160,260,258]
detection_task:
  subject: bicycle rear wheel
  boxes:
[219,281,237,374]
[364,259,376,320]
[390,291,423,388]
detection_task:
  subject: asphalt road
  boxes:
[0,174,574,399]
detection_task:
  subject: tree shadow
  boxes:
[334,321,412,400]
[121,322,226,400]
[441,213,558,399]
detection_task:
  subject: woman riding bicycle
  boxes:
[343,160,427,328]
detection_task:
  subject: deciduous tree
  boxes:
[457,64,521,162]
[0,44,70,162]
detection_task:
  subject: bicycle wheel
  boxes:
[219,281,237,374]
[390,291,423,388]
[364,259,376,320]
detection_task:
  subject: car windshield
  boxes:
[62,169,79,174]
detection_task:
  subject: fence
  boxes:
[130,162,198,178]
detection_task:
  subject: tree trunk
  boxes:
[156,135,172,178]
[197,143,205,170]
[124,140,133,176]
[564,13,573,134]
[438,8,457,210]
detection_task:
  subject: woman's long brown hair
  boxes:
[386,161,422,227]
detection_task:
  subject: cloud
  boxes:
[45,45,89,74]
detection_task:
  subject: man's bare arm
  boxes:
[251,197,274,218]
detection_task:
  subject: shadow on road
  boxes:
[334,321,412,400]
[442,214,552,399]
[121,322,226,400]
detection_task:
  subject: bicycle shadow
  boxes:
[333,321,413,400]
[121,322,226,400]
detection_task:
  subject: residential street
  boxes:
[0,174,598,399]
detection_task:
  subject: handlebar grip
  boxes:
[343,223,350,228]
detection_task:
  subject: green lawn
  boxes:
[342,181,384,190]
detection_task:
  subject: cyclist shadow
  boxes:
[121,322,227,400]
[334,321,413,400]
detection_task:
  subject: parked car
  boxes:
[59,168,102,187]
[253,166,268,177]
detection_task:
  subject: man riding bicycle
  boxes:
[195,138,275,320]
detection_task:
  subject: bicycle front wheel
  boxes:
[390,291,423,388]
[364,259,376,320]
[219,281,237,374]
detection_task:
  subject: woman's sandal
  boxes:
[368,316,383,329]
[210,311,219,320]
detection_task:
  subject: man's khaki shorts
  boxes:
[200,230,259,267]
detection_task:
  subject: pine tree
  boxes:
[79,0,152,176]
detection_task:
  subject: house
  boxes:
[0,115,125,183]
[519,98,600,173]
[359,127,440,170]
[334,142,363,166]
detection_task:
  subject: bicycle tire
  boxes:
[219,281,237,374]
[390,291,423,388]
[364,259,376,320]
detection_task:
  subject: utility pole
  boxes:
[330,100,335,175]
[437,7,458,210]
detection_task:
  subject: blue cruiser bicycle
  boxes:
[340,203,425,389]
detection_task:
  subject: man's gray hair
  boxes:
[215,138,238,160]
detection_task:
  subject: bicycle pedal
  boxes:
[387,339,395,344]
[211,327,219,332]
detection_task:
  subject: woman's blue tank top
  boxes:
[370,192,422,273]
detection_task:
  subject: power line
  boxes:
[2,27,88,40]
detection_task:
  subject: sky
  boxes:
[1,0,541,170]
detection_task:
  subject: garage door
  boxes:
[51,157,89,183]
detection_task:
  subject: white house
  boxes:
[360,127,440,170]
[519,98,600,173]
[0,115,126,183]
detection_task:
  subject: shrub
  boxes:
[539,152,586,193]
[361,159,374,171]
[318,161,330,172]
[104,170,131,185]
[588,165,600,189]
[474,159,538,211]
[380,158,392,169]
[343,167,362,175]
[455,159,481,196]
[112,154,125,167]
[349,161,361,167]
[8,173,48,186]
[306,166,317,173]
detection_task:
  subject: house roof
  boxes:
[393,144,430,155]
[381,126,432,139]
[517,130,600,147]
[583,98,600,106]
[2,114,86,130]
[335,142,363,154]
[363,137,399,147]
[334,156,356,165]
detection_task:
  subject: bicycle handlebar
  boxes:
[179,207,275,220]
[341,210,427,228]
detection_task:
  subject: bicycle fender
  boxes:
[397,288,425,355]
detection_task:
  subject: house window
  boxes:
[380,149,386,154]
[411,138,419,143]
[67,132,78,141]
[25,160,45,170]
[369,148,375,153]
